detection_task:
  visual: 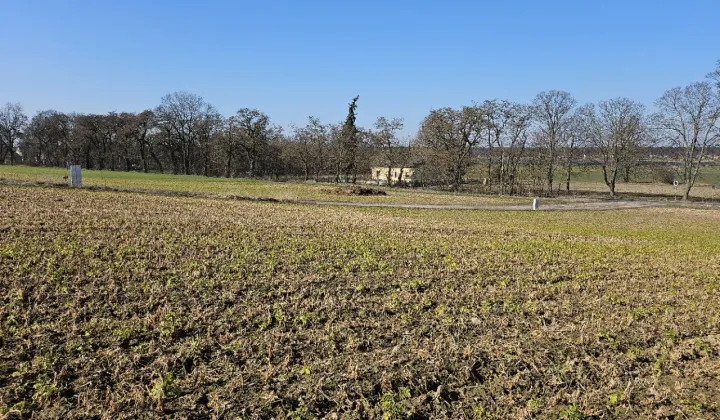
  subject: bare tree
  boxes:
[154,92,218,175]
[478,100,533,194]
[531,90,577,194]
[74,113,123,170]
[372,116,405,185]
[478,100,511,191]
[118,110,157,173]
[558,115,579,194]
[652,82,720,200]
[24,110,73,167]
[218,116,240,178]
[290,117,330,181]
[580,99,646,196]
[308,118,330,181]
[499,104,532,194]
[0,103,28,165]
[234,108,274,177]
[196,110,222,177]
[417,106,485,190]
[708,59,720,91]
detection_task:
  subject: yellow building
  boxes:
[371,167,414,185]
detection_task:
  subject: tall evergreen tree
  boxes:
[337,96,359,183]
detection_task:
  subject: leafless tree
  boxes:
[307,117,330,181]
[579,99,646,196]
[118,111,156,172]
[290,117,330,181]
[0,103,28,165]
[417,106,485,190]
[708,59,720,91]
[218,116,240,178]
[558,108,595,194]
[234,108,276,177]
[478,100,510,190]
[499,104,532,194]
[74,113,123,170]
[531,90,577,194]
[196,110,222,177]
[154,92,218,175]
[652,82,720,200]
[478,100,533,194]
[24,110,73,167]
[372,116,405,185]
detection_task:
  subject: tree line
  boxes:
[2,60,719,199]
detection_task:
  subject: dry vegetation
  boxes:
[571,181,720,201]
[1,184,720,418]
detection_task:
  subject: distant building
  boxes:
[371,167,414,185]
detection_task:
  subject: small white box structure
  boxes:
[70,165,82,187]
[532,198,539,210]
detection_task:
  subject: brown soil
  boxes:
[323,186,388,196]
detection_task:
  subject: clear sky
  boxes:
[2,0,719,136]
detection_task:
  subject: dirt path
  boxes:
[299,198,720,211]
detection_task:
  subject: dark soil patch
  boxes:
[323,186,387,196]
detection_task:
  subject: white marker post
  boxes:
[532,198,540,210]
[673,180,679,201]
[70,165,82,187]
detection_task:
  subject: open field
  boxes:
[570,166,720,200]
[0,166,531,207]
[571,181,720,201]
[570,165,720,186]
[2,182,720,418]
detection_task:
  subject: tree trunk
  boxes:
[139,141,148,173]
[486,157,492,192]
[498,153,505,195]
[623,166,631,183]
[565,163,572,194]
[170,150,179,174]
[225,153,232,178]
[546,166,554,196]
[249,156,256,177]
[183,151,190,175]
[85,146,93,169]
[602,164,620,198]
[149,147,163,174]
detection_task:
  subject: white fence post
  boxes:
[532,198,539,210]
[70,165,82,187]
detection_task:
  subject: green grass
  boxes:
[0,165,532,206]
[4,164,720,204]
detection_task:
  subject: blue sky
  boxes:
[2,0,718,135]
